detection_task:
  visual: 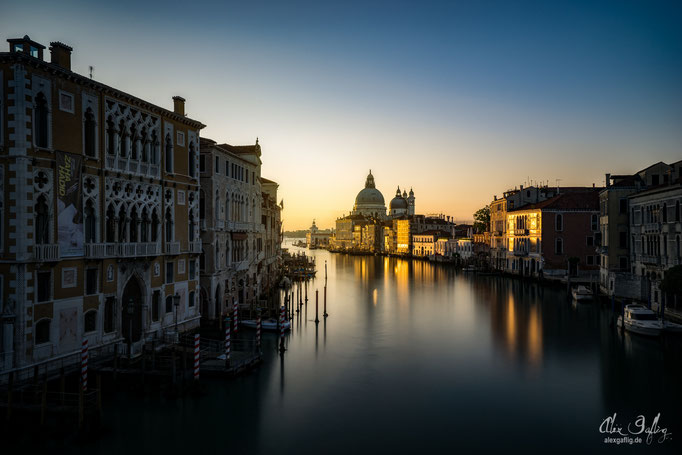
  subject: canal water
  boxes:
[81,240,680,453]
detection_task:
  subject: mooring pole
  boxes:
[324,284,328,318]
[315,290,320,324]
[279,305,286,354]
[225,316,231,368]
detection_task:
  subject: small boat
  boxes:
[241,318,291,332]
[571,285,593,301]
[662,320,682,333]
[617,304,663,337]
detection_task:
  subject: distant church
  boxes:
[351,170,415,219]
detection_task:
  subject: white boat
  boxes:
[617,304,663,336]
[241,318,290,332]
[571,285,593,301]
[662,320,682,333]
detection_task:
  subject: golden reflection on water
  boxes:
[527,305,543,367]
[506,295,517,357]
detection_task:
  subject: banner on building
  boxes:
[56,151,84,257]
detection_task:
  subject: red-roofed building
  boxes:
[506,190,601,279]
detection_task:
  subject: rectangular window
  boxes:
[200,155,205,173]
[225,161,229,176]
[619,257,628,270]
[176,131,185,146]
[189,290,195,308]
[58,91,74,114]
[587,255,594,265]
[189,260,196,280]
[86,268,98,295]
[165,295,173,314]
[166,262,174,284]
[152,290,160,322]
[619,199,627,215]
[37,271,51,302]
[178,259,185,275]
[586,236,594,246]
[215,157,219,174]
[619,231,627,248]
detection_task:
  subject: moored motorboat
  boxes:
[241,318,291,332]
[662,320,682,333]
[571,285,593,301]
[616,304,663,336]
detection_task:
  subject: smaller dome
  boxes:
[390,193,408,210]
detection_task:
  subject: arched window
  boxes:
[104,297,115,333]
[216,243,220,268]
[165,133,173,173]
[119,119,127,158]
[35,195,50,244]
[189,210,195,242]
[106,116,116,156]
[555,214,563,231]
[35,319,51,344]
[151,209,159,242]
[215,190,221,221]
[140,127,148,163]
[129,207,138,243]
[150,130,158,165]
[141,208,149,242]
[106,204,116,242]
[84,310,97,333]
[118,206,127,242]
[555,237,563,254]
[165,208,173,243]
[34,92,49,148]
[84,199,96,243]
[188,142,196,178]
[662,203,668,223]
[130,124,138,160]
[225,193,230,221]
[226,240,230,267]
[84,108,96,158]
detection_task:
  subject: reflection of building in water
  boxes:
[487,281,544,368]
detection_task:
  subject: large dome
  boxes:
[352,170,386,217]
[356,187,385,206]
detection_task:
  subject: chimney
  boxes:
[520,184,524,191]
[49,42,72,70]
[605,173,611,188]
[173,96,186,116]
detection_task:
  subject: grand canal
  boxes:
[81,240,680,453]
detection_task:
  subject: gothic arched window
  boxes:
[165,208,173,243]
[141,208,149,243]
[151,209,159,242]
[165,133,173,173]
[35,195,50,244]
[106,204,116,242]
[84,199,96,243]
[34,92,49,148]
[84,108,96,158]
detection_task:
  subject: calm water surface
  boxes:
[82,241,681,454]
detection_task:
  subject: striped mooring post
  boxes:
[224,317,231,365]
[81,338,89,392]
[256,310,262,351]
[193,333,200,381]
[279,305,286,353]
[233,301,239,333]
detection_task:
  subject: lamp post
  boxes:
[127,297,134,359]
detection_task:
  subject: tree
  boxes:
[473,206,490,234]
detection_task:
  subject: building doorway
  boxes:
[121,276,144,343]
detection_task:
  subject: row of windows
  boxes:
[633,201,681,225]
[211,155,255,184]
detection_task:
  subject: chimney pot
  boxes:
[605,173,611,188]
[173,96,186,116]
[49,41,72,70]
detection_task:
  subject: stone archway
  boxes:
[121,276,144,343]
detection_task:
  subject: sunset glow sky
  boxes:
[3,0,681,230]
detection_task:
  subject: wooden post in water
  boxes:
[78,386,84,429]
[279,305,286,354]
[323,262,328,318]
[315,290,320,324]
[225,316,231,368]
[97,374,103,418]
[6,371,13,421]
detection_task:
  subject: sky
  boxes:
[2,0,681,229]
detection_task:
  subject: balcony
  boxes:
[105,154,161,179]
[200,219,207,231]
[513,250,528,257]
[34,244,60,261]
[639,254,660,265]
[215,219,224,230]
[514,229,529,236]
[85,243,108,258]
[189,240,202,254]
[232,222,252,232]
[85,242,159,258]
[165,242,180,255]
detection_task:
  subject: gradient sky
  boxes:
[3,0,681,229]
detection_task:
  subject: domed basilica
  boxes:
[351,170,414,219]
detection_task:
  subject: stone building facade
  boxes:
[0,36,203,371]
